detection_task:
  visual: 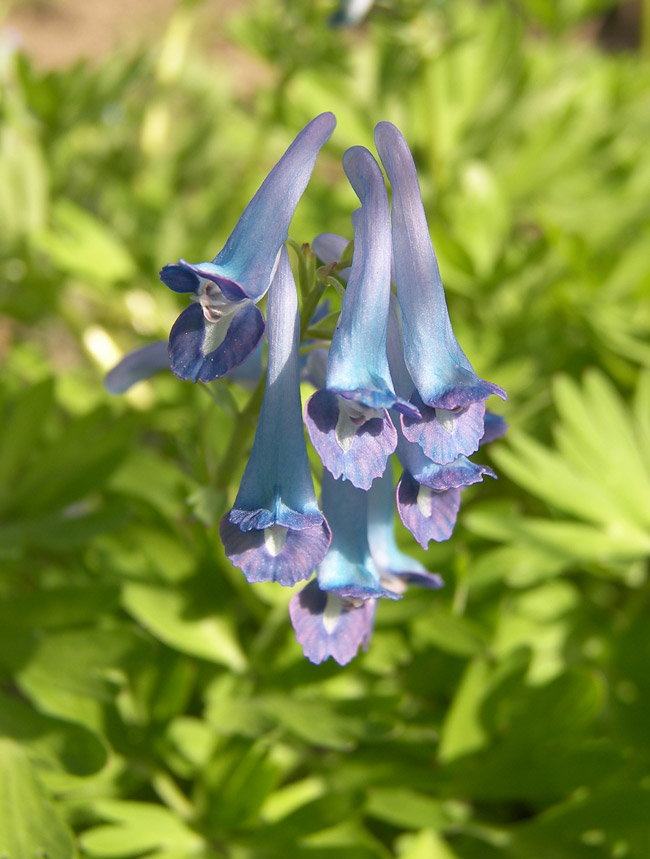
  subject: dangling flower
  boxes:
[374,121,506,466]
[304,145,419,491]
[289,464,444,666]
[288,579,376,667]
[161,112,336,383]
[220,247,331,586]
[385,295,496,547]
[367,460,444,592]
[289,469,399,666]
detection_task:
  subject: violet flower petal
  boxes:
[396,472,462,549]
[168,301,265,382]
[289,579,376,666]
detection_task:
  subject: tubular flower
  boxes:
[386,296,495,547]
[367,461,444,592]
[161,112,336,382]
[374,121,506,465]
[290,464,443,666]
[289,469,399,666]
[305,145,419,491]
[219,247,331,586]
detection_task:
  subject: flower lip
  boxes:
[178,259,249,303]
[332,387,421,419]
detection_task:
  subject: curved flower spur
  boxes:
[304,145,419,490]
[374,121,506,465]
[220,247,331,586]
[161,112,336,382]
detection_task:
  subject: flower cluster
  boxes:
[107,114,506,666]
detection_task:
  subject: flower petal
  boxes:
[374,121,506,432]
[316,471,401,600]
[211,112,337,301]
[220,517,331,587]
[304,389,397,490]
[104,341,169,394]
[325,147,404,412]
[401,395,488,464]
[289,579,376,666]
[481,411,508,446]
[168,302,265,382]
[396,472,461,548]
[159,264,199,293]
[367,460,443,590]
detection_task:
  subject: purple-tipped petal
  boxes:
[481,411,508,446]
[401,395,487,464]
[304,389,397,490]
[220,517,331,587]
[289,579,376,666]
[374,121,506,439]
[104,341,169,394]
[177,260,248,302]
[159,264,199,293]
[396,472,461,548]
[223,249,331,586]
[396,423,495,490]
[168,302,265,382]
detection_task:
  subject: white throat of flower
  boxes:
[335,397,384,452]
[435,406,465,434]
[193,278,243,324]
[264,524,288,557]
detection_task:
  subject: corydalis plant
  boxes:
[105,115,507,666]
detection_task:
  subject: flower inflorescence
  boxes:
[107,113,507,666]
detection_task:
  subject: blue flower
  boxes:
[374,121,506,465]
[289,469,399,666]
[304,145,419,490]
[219,247,331,586]
[289,579,376,667]
[367,460,444,591]
[386,295,496,547]
[289,464,443,666]
[161,112,336,382]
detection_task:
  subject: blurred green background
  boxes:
[1,0,650,856]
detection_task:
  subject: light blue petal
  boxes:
[325,146,404,411]
[316,471,400,600]
[211,113,336,301]
[231,247,323,523]
[104,341,169,394]
[375,122,506,413]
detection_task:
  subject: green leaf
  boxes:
[365,788,450,829]
[0,739,77,859]
[80,800,203,858]
[0,693,107,776]
[121,581,247,672]
[35,199,136,284]
[396,829,462,859]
